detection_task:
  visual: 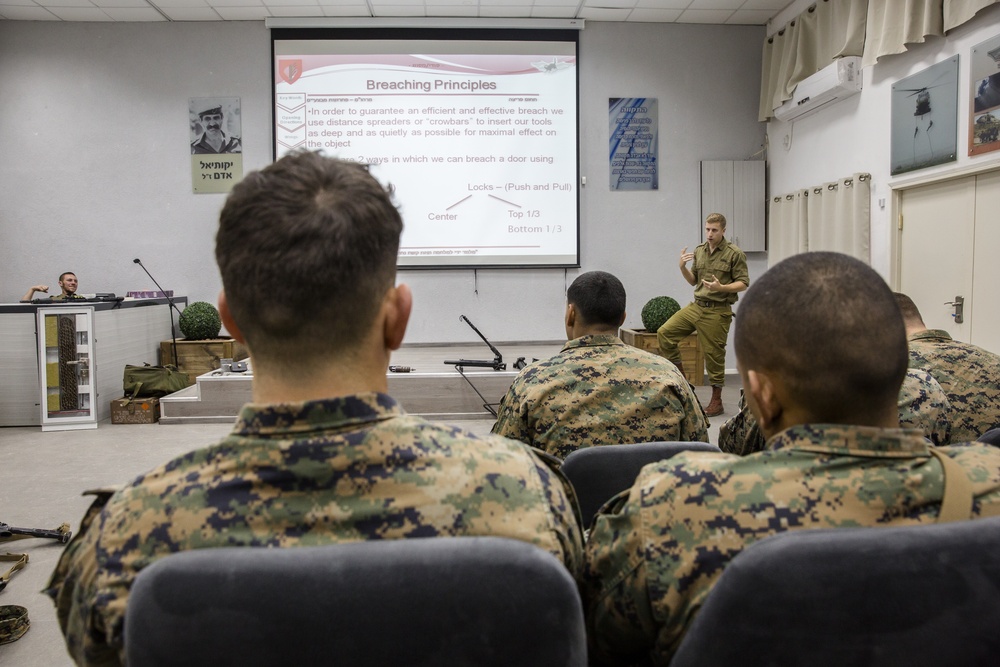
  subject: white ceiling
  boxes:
[0,0,789,25]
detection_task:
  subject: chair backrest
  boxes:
[978,427,1000,446]
[125,536,586,667]
[561,441,719,527]
[670,515,1000,667]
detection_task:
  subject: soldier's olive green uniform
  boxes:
[46,393,584,667]
[492,334,709,459]
[657,238,748,386]
[583,424,1000,665]
[908,329,1000,442]
[719,368,954,456]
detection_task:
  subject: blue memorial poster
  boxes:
[609,97,658,191]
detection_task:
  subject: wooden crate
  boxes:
[160,338,248,381]
[619,328,705,386]
[111,397,160,424]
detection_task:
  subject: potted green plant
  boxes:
[162,302,248,378]
[640,296,681,333]
[178,301,222,340]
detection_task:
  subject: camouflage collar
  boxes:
[768,424,932,459]
[232,392,406,436]
[910,329,953,342]
[562,334,623,352]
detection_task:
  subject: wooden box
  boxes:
[619,328,705,386]
[160,338,248,382]
[111,397,160,424]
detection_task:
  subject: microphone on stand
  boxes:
[133,258,182,369]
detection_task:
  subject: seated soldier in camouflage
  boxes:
[582,252,1000,666]
[894,292,1000,442]
[492,271,708,459]
[46,151,584,667]
[719,367,953,454]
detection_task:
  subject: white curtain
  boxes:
[805,173,871,261]
[768,189,809,265]
[760,0,998,120]
[759,0,868,121]
[862,0,944,68]
[945,0,1000,30]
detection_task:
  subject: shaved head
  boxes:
[735,252,907,424]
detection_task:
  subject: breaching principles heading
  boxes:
[367,79,498,93]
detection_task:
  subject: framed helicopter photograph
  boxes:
[970,33,1000,157]
[890,55,959,175]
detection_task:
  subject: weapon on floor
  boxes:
[0,522,72,544]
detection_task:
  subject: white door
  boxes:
[971,170,1000,353]
[898,176,975,339]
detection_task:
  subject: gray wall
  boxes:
[1,20,765,368]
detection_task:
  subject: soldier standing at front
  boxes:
[657,213,748,416]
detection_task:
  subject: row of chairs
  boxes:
[125,440,1000,666]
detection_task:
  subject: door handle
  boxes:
[943,296,964,324]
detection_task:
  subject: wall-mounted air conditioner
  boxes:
[773,56,862,123]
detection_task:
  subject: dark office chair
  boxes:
[561,441,719,527]
[978,427,1000,446]
[125,536,587,667]
[670,515,1000,666]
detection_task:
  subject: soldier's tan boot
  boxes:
[705,385,724,417]
[673,360,686,380]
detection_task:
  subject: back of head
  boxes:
[734,252,907,423]
[567,271,626,329]
[216,151,402,365]
[892,292,926,328]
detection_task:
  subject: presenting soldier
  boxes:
[46,151,583,667]
[583,252,1000,665]
[657,213,748,417]
[492,270,708,459]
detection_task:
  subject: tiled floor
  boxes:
[0,381,741,666]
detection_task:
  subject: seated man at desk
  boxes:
[22,272,84,301]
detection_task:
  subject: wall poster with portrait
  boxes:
[890,56,959,176]
[190,97,244,194]
[970,34,1000,157]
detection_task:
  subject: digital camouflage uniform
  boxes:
[897,368,952,445]
[718,368,954,455]
[908,329,1000,442]
[657,238,749,386]
[46,393,584,667]
[583,424,1000,665]
[492,334,709,459]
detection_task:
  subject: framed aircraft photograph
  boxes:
[890,56,959,175]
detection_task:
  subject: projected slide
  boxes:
[273,36,579,268]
